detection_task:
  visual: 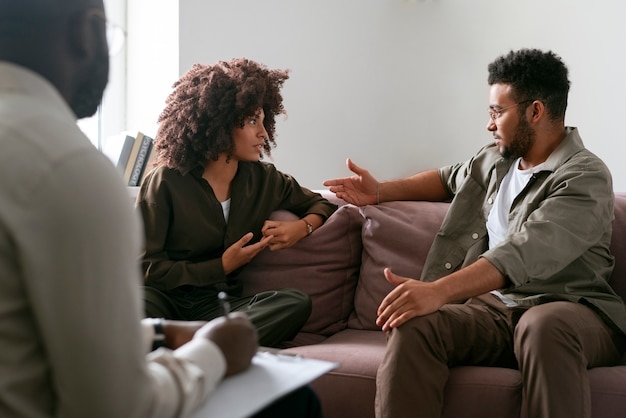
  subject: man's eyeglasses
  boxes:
[488,99,534,121]
[87,8,126,56]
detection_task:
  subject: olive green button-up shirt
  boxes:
[425,127,626,334]
[137,162,337,292]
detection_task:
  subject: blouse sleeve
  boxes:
[137,168,228,291]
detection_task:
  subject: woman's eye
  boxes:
[248,119,257,125]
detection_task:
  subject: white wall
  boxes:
[133,0,626,190]
[126,0,179,139]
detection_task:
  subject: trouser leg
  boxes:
[231,288,312,348]
[375,296,516,418]
[143,286,183,319]
[148,286,311,347]
[514,301,625,418]
[251,385,322,418]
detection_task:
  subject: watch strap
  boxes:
[151,318,166,351]
[303,219,313,236]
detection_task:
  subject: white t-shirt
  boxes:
[486,157,547,306]
[221,198,232,223]
[487,157,547,248]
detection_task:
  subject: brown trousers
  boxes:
[375,294,625,418]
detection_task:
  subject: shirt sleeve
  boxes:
[24,147,224,417]
[266,163,338,219]
[481,154,615,287]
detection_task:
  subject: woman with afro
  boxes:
[136,58,337,348]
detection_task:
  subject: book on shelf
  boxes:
[122,133,143,184]
[116,134,136,174]
[139,140,158,185]
[128,132,153,186]
[123,132,154,186]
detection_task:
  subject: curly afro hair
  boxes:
[488,49,570,121]
[154,58,290,173]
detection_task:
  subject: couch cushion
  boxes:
[609,192,626,301]
[238,204,363,336]
[284,329,523,418]
[348,201,448,330]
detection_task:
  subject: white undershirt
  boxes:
[487,157,547,249]
[220,198,231,223]
[486,157,547,306]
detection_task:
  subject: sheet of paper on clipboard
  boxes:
[190,350,338,418]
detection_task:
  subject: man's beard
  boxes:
[71,48,109,119]
[500,115,535,159]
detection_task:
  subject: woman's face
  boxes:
[231,108,269,162]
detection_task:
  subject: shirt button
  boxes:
[472,232,479,239]
[488,197,494,204]
[444,262,452,270]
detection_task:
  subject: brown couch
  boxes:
[238,191,626,418]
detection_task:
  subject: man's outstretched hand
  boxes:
[323,158,379,206]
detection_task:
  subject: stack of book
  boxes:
[116,132,157,186]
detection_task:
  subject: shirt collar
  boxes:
[0,61,76,122]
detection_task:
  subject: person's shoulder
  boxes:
[240,160,280,177]
[243,160,277,170]
[144,165,186,184]
[138,165,190,199]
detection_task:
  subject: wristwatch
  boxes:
[303,219,313,236]
[151,318,166,351]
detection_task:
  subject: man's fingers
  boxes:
[384,268,409,286]
[346,158,366,176]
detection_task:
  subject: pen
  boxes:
[218,291,230,318]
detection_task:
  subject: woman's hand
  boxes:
[261,220,308,251]
[222,232,273,274]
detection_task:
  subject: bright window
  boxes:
[77,0,127,164]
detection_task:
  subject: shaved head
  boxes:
[0,0,104,16]
[0,0,108,118]
[0,0,104,35]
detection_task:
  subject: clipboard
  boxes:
[190,350,338,418]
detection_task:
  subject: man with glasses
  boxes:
[325,48,626,418]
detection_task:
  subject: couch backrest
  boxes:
[610,193,626,300]
[238,191,626,336]
[349,193,626,331]
[238,194,363,337]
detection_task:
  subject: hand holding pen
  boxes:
[218,291,231,318]
[193,293,258,376]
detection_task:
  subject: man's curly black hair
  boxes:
[154,58,289,174]
[488,49,570,121]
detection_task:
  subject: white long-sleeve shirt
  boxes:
[0,61,225,418]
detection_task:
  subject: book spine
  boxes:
[128,135,153,186]
[116,135,135,173]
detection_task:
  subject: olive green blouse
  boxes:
[136,162,337,293]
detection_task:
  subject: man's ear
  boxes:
[529,100,545,123]
[66,9,107,59]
